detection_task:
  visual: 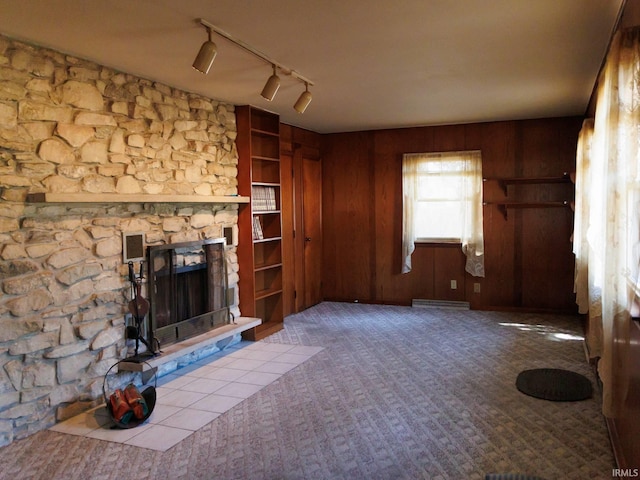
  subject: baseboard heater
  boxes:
[412,299,470,309]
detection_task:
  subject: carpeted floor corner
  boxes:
[0,302,615,479]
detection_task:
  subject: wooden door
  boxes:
[302,156,323,308]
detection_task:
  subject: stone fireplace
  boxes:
[0,34,246,447]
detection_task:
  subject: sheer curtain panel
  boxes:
[574,27,640,417]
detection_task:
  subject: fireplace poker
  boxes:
[127,261,155,361]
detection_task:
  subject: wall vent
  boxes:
[412,299,470,309]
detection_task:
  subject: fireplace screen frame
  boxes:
[147,238,229,348]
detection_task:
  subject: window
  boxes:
[402,150,485,277]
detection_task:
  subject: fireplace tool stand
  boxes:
[126,261,157,362]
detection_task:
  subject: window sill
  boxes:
[415,240,462,248]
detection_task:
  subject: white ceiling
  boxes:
[0,1,624,134]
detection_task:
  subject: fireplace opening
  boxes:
[147,238,231,348]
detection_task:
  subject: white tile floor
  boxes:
[49,341,323,452]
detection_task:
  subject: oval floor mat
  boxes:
[516,368,592,401]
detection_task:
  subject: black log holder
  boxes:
[126,261,158,362]
[103,359,157,429]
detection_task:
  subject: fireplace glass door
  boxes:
[148,238,229,347]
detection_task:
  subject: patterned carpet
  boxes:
[0,302,615,480]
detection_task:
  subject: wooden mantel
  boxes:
[25,193,250,204]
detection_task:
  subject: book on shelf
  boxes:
[251,185,277,211]
[252,216,263,240]
[267,187,276,210]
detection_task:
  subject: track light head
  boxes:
[294,83,312,113]
[192,27,217,74]
[260,65,280,101]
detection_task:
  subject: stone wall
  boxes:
[0,34,243,446]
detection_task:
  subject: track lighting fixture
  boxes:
[260,65,280,101]
[294,82,312,114]
[192,26,217,74]
[194,18,315,113]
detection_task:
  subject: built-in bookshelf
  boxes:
[236,106,284,340]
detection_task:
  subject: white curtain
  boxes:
[402,151,485,277]
[573,27,640,417]
[573,119,593,315]
[460,151,486,277]
[402,157,418,273]
[573,119,605,361]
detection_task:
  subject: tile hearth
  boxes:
[50,341,323,452]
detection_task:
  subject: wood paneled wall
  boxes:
[321,117,582,312]
[608,320,640,469]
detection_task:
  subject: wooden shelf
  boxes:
[251,128,279,138]
[254,262,283,273]
[483,173,574,220]
[483,173,571,195]
[253,235,282,244]
[254,235,282,243]
[26,193,250,204]
[484,201,571,220]
[241,320,283,341]
[255,287,283,301]
[252,181,280,187]
[253,209,281,215]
